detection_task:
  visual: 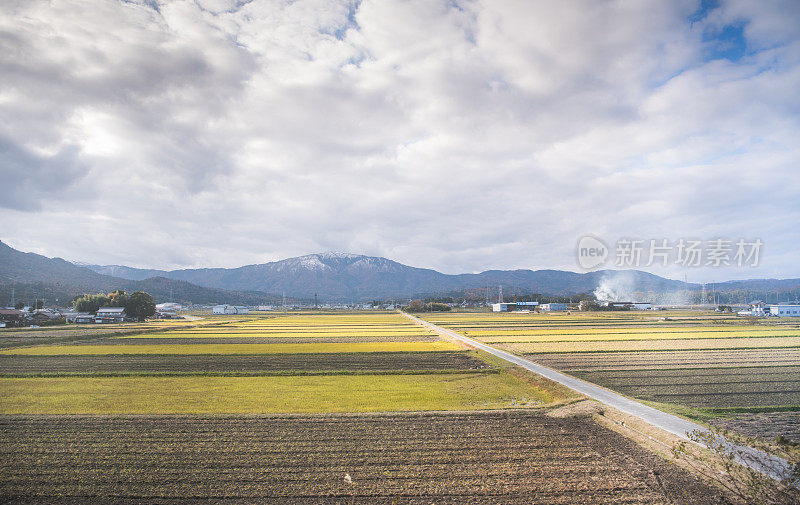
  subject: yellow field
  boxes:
[0,312,580,414]
[496,336,800,353]
[0,341,461,355]
[0,372,560,414]
[477,329,800,343]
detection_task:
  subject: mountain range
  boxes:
[3,240,800,306]
[78,251,693,301]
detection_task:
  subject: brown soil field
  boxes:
[0,411,723,504]
[0,327,165,349]
[524,348,800,371]
[571,367,800,408]
[0,351,490,375]
[710,412,800,444]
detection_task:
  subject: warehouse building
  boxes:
[540,303,567,311]
[771,304,800,317]
[492,302,538,312]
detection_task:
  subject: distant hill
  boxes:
[7,240,798,304]
[0,241,282,306]
[79,251,694,300]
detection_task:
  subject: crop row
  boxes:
[523,349,800,371]
[0,341,462,356]
[0,412,722,504]
[501,336,800,353]
[0,351,490,375]
[96,335,441,345]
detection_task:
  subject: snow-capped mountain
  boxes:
[77,251,693,301]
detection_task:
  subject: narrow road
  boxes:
[404,312,794,482]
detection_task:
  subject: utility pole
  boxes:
[10,288,14,308]
[314,293,318,310]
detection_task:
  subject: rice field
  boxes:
[0,311,574,414]
[0,340,461,355]
[422,310,800,442]
[0,372,552,414]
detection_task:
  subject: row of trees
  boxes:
[72,290,156,321]
[403,300,452,313]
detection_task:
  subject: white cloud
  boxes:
[0,0,798,281]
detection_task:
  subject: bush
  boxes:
[673,427,799,504]
[425,302,452,312]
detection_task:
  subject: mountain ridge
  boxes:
[76,251,693,300]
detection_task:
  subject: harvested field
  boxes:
[476,328,800,343]
[0,351,490,375]
[0,412,722,504]
[524,348,800,371]
[0,326,165,348]
[422,311,800,442]
[0,340,462,355]
[499,336,800,353]
[571,367,800,408]
[710,412,800,444]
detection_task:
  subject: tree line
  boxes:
[72,290,156,321]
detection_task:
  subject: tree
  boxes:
[14,301,24,310]
[107,290,128,308]
[425,302,452,312]
[126,291,155,321]
[73,293,110,314]
[405,299,425,312]
[34,299,44,310]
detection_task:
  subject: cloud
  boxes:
[0,0,798,281]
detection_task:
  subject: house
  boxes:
[770,304,800,317]
[66,312,94,324]
[95,307,126,323]
[540,303,567,311]
[30,310,61,324]
[0,309,24,327]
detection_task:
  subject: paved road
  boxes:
[405,312,794,482]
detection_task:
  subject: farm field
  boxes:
[0,312,572,413]
[423,311,800,443]
[0,411,723,504]
[0,320,199,349]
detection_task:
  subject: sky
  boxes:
[1,0,799,282]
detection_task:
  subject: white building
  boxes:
[212,305,249,315]
[492,302,538,312]
[95,307,126,323]
[771,304,800,317]
[540,303,567,311]
[632,303,652,310]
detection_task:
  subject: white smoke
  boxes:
[593,271,637,302]
[593,271,693,305]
